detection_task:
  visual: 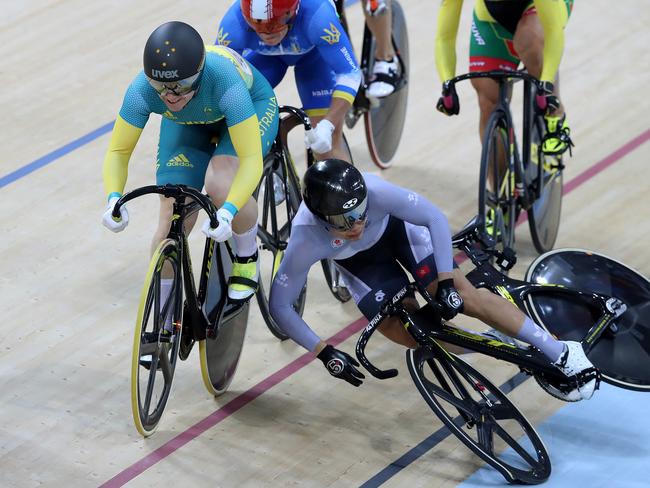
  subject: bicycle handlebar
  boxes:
[279,105,312,131]
[112,184,218,228]
[355,286,412,379]
[446,70,542,90]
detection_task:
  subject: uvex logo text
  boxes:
[151,69,178,79]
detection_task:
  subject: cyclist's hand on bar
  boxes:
[436,278,464,320]
[535,81,560,115]
[436,81,460,116]
[102,196,129,233]
[201,207,234,242]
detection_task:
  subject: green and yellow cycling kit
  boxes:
[103,45,278,214]
[436,0,573,84]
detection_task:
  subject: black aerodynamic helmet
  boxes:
[143,21,206,95]
[303,159,368,231]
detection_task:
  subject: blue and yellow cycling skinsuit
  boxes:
[217,0,361,117]
[102,45,279,215]
[436,0,573,84]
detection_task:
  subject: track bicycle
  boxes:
[355,218,650,483]
[255,105,353,329]
[445,70,566,254]
[113,185,250,437]
[335,0,410,169]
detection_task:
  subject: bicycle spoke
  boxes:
[490,419,539,466]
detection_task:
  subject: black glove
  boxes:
[436,278,464,320]
[436,81,460,116]
[317,345,365,387]
[535,81,560,115]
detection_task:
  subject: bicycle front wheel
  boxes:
[527,116,563,253]
[363,0,409,169]
[131,238,183,437]
[478,110,516,251]
[256,145,306,340]
[526,249,650,391]
[407,347,551,484]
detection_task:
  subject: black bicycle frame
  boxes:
[356,224,627,380]
[256,106,311,255]
[114,184,234,339]
[447,70,544,207]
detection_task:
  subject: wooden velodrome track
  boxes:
[1,1,649,486]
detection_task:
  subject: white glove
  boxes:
[201,207,234,242]
[102,196,129,233]
[304,119,335,154]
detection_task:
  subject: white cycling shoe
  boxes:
[366,57,400,98]
[543,341,599,402]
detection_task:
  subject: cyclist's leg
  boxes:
[154,118,215,325]
[362,0,401,98]
[444,270,570,362]
[295,52,352,162]
[468,9,519,141]
[206,92,279,299]
[153,119,215,251]
[513,1,573,153]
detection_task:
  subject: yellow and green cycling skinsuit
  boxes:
[435,0,573,86]
[102,45,279,217]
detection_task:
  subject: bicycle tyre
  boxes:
[255,147,306,340]
[131,238,183,437]
[478,109,516,251]
[363,0,409,169]
[407,347,551,484]
[527,115,563,253]
[526,248,650,391]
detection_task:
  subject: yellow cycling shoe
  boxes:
[228,252,260,302]
[542,115,574,156]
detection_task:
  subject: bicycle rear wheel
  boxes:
[526,249,650,391]
[199,301,251,396]
[255,149,306,340]
[478,110,516,251]
[363,0,409,169]
[131,238,183,437]
[407,347,551,484]
[527,116,563,253]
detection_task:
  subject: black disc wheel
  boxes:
[527,116,563,253]
[131,238,183,437]
[199,301,251,396]
[255,148,306,340]
[526,249,650,390]
[478,110,516,252]
[363,0,409,169]
[407,347,551,484]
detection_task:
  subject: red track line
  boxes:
[100,128,649,487]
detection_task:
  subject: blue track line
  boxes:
[0,121,114,190]
[360,372,530,487]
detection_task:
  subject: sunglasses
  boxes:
[324,197,369,231]
[146,70,202,97]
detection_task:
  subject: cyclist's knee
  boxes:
[205,155,237,206]
[514,16,544,77]
[378,315,417,348]
[471,78,499,115]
